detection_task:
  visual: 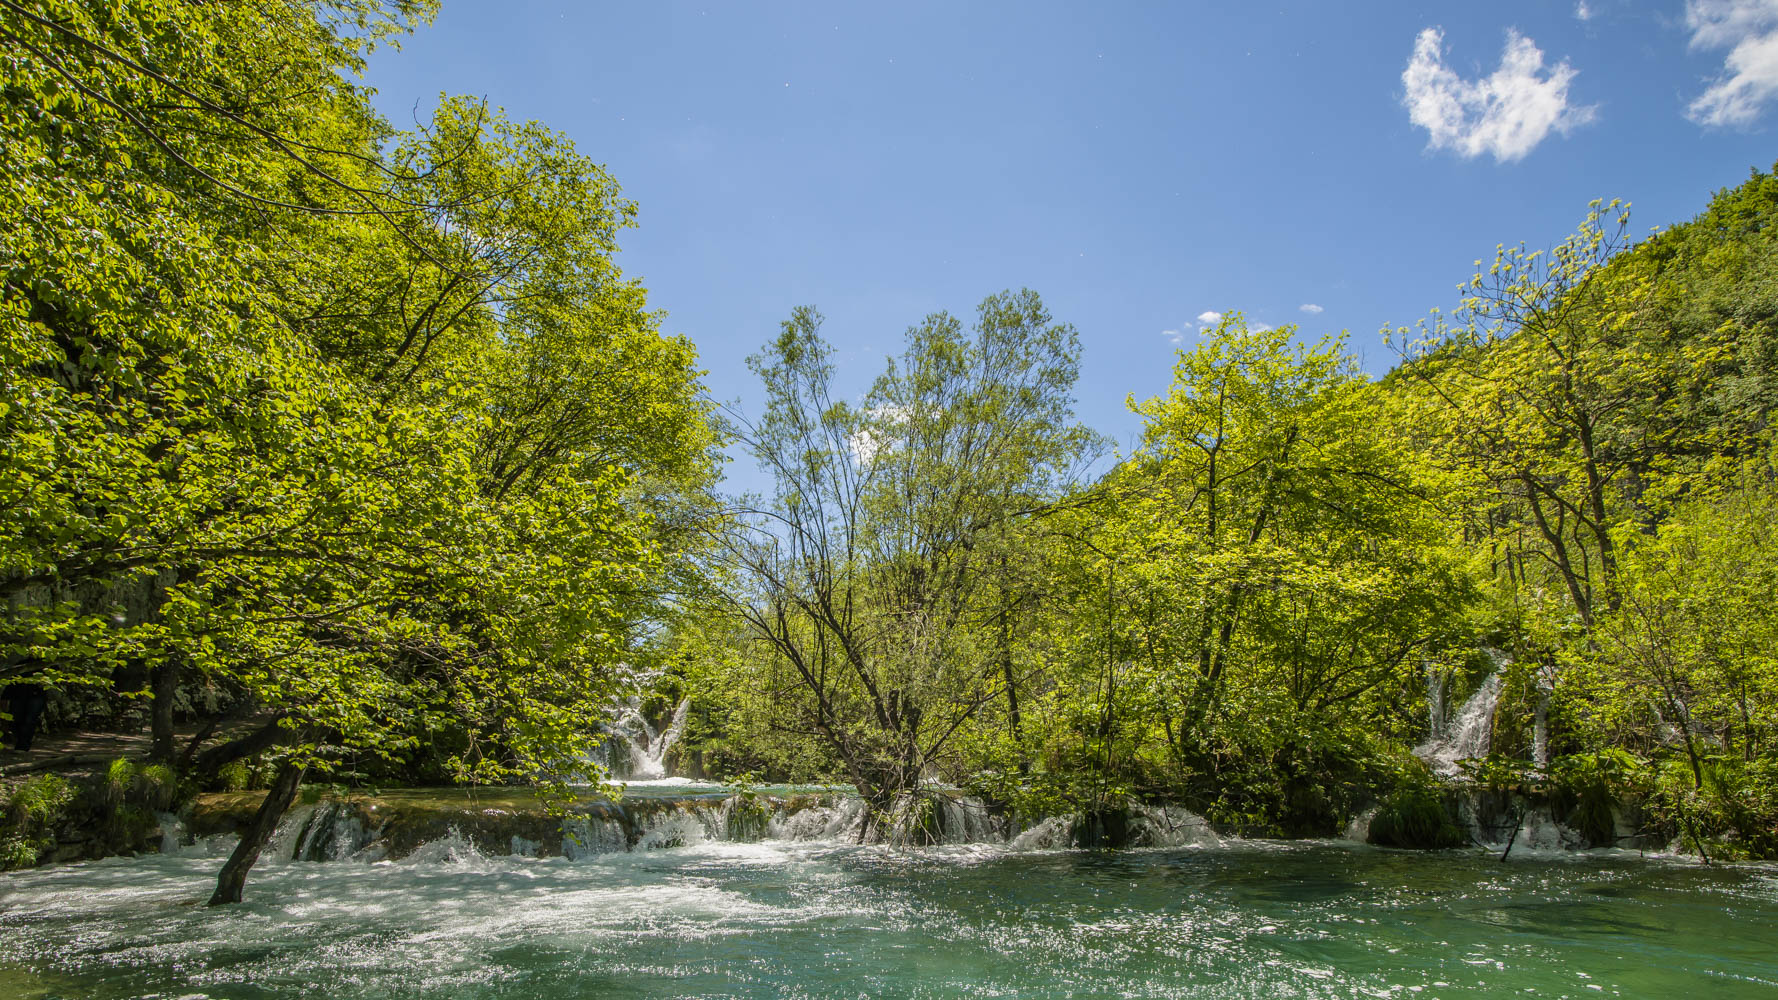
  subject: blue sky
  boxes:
[365,1,1778,476]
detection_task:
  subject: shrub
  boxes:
[1550,749,1648,847]
[2,774,78,871]
[1367,786,1467,849]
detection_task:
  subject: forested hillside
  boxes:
[675,180,1778,856]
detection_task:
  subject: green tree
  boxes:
[0,0,715,901]
[720,291,1093,836]
[1008,316,1472,831]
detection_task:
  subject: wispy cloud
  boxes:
[1401,27,1597,162]
[848,404,906,465]
[1164,310,1228,345]
[1299,303,1325,314]
[1686,0,1778,126]
[1575,1,1596,21]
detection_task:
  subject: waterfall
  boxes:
[1414,653,1507,776]
[934,795,1002,844]
[634,804,716,849]
[1426,662,1448,743]
[1342,806,1379,843]
[1131,804,1221,848]
[561,814,629,859]
[767,796,867,842]
[603,697,691,780]
[178,783,1629,865]
[155,812,190,856]
[1007,815,1073,851]
[1531,663,1554,772]
[292,799,375,861]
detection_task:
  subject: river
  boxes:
[3,825,1775,999]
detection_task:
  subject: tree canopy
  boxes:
[1,0,718,896]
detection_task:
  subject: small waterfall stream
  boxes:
[1414,652,1508,777]
[1406,651,1622,852]
[1425,662,1448,744]
[1531,662,1554,771]
[600,697,691,780]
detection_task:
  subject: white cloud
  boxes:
[1196,310,1223,326]
[1251,323,1274,333]
[848,405,906,465]
[1299,303,1325,314]
[1162,328,1183,345]
[1686,0,1778,127]
[1401,27,1597,162]
[1575,1,1595,21]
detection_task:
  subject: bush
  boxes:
[6,774,74,828]
[218,759,251,791]
[103,758,182,812]
[1367,786,1466,849]
[1550,749,1648,847]
[0,834,37,870]
[2,774,77,871]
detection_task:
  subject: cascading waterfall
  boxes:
[192,788,1229,865]
[1425,662,1448,744]
[1409,652,1615,852]
[600,697,692,780]
[1414,653,1507,777]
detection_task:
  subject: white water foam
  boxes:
[1133,804,1222,848]
[1007,815,1073,851]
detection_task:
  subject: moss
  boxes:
[1367,787,1466,849]
[104,803,156,847]
[724,797,772,841]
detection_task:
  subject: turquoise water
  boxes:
[2,837,1774,998]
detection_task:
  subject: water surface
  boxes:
[2,838,1773,999]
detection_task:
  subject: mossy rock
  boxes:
[1072,807,1134,848]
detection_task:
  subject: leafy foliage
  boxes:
[1,1,715,820]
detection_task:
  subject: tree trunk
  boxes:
[192,715,290,776]
[209,760,304,906]
[1523,478,1592,627]
[150,660,179,765]
[998,561,1023,744]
